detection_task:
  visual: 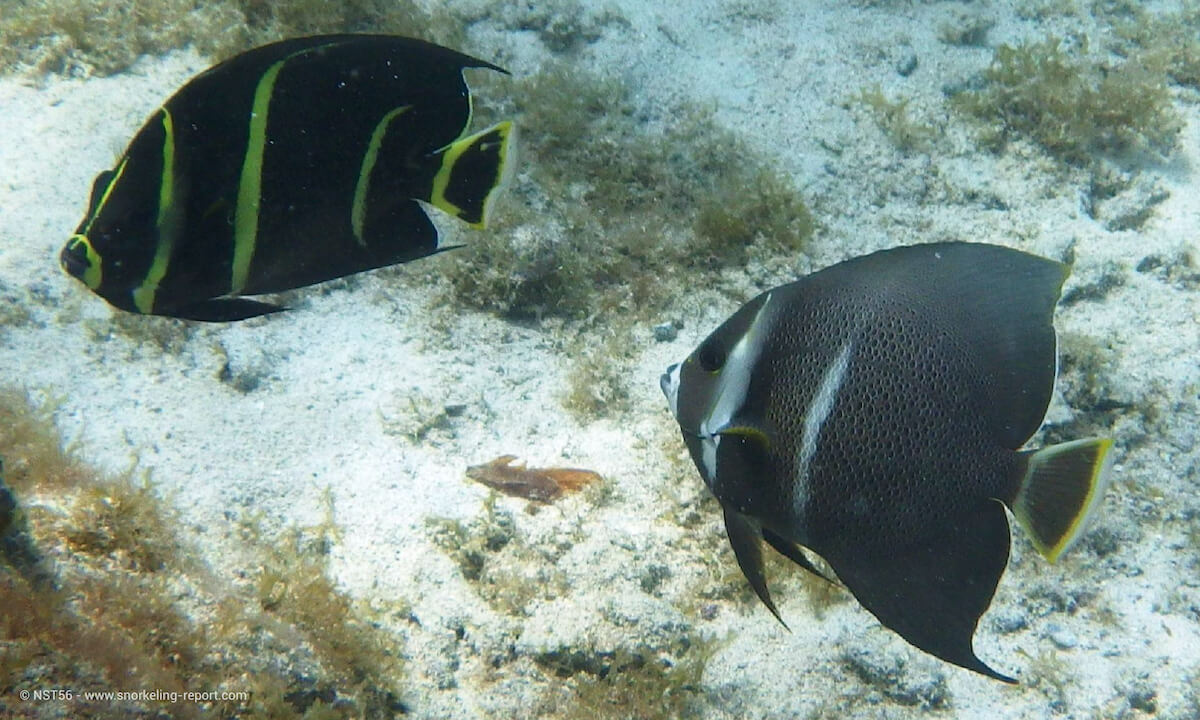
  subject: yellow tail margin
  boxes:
[1012,437,1115,563]
[429,121,516,228]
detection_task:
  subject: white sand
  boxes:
[2,0,1199,717]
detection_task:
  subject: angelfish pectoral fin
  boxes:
[822,502,1016,683]
[715,424,772,451]
[723,506,789,631]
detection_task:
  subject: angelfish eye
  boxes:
[696,342,726,373]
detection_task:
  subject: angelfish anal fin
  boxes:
[823,501,1017,683]
[170,297,286,322]
[723,505,789,631]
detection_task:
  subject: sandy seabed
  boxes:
[2,1,1199,718]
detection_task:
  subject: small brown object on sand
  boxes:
[465,455,601,502]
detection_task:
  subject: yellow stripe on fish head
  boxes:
[61,233,104,290]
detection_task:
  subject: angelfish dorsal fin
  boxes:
[846,242,1069,448]
[723,506,788,630]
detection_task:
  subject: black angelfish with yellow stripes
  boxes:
[61,35,514,321]
[660,242,1115,682]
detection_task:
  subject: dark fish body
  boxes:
[61,35,515,321]
[661,242,1114,682]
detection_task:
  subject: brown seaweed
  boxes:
[465,455,601,502]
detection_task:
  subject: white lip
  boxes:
[660,363,682,418]
[700,292,774,439]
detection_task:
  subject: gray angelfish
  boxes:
[660,241,1114,682]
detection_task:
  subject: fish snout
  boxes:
[61,238,90,279]
[61,234,106,291]
[661,363,681,417]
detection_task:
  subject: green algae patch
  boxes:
[1045,332,1129,443]
[537,642,714,720]
[439,63,813,323]
[0,388,408,719]
[0,0,460,76]
[0,0,198,75]
[853,85,937,154]
[562,325,637,420]
[953,37,1181,165]
[1105,4,1200,89]
[427,495,570,617]
[425,63,813,422]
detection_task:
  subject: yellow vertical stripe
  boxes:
[352,106,411,245]
[78,157,128,237]
[232,58,287,295]
[429,139,467,220]
[69,156,130,290]
[427,87,478,218]
[133,108,179,314]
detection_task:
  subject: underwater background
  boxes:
[1,0,1198,718]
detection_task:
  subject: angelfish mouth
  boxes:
[61,242,89,278]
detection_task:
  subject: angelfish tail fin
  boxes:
[1011,438,1115,563]
[427,121,516,228]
